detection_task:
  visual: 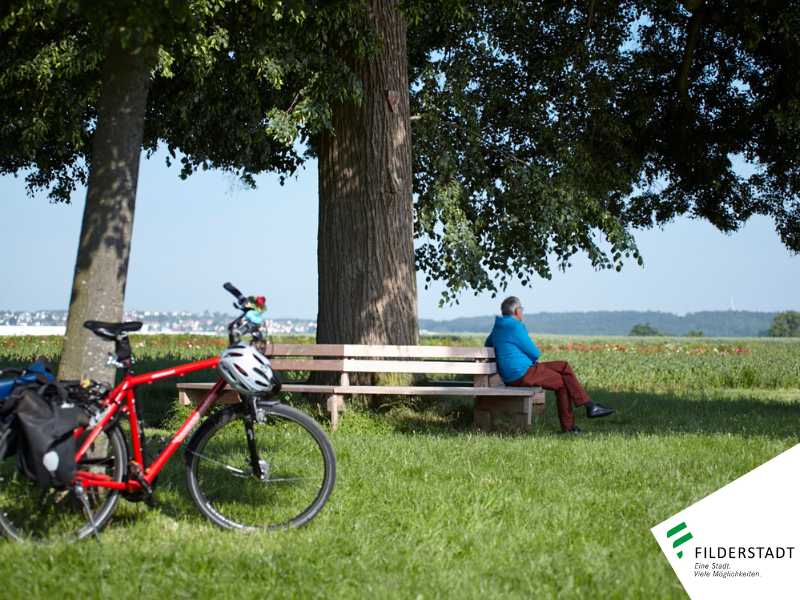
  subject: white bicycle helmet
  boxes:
[218,342,276,395]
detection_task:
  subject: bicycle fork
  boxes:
[244,397,274,481]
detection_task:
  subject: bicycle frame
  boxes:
[74,356,227,493]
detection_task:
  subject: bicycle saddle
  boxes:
[83,321,143,340]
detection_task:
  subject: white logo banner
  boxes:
[651,443,800,599]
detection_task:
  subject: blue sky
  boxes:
[1,149,798,320]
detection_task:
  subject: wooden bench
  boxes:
[176,344,544,430]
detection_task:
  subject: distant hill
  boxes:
[419,310,778,337]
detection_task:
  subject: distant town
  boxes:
[0,308,788,337]
[0,310,316,335]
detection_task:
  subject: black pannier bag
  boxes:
[13,380,91,489]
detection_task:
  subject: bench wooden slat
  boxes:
[176,383,226,390]
[178,388,240,406]
[263,344,496,359]
[340,345,494,358]
[261,344,345,357]
[268,359,497,375]
[333,385,544,400]
[280,384,338,394]
[269,359,345,372]
[339,360,496,375]
[177,381,540,398]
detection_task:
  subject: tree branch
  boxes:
[674,2,706,156]
[285,92,300,114]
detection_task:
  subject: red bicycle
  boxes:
[0,283,336,542]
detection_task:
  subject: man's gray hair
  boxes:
[501,296,521,316]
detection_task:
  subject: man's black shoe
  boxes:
[586,404,616,419]
[561,427,582,434]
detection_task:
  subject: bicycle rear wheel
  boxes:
[0,422,127,542]
[184,401,336,531]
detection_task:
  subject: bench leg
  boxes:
[515,410,532,426]
[327,395,345,431]
[516,395,533,426]
[531,389,545,418]
[474,396,532,427]
[474,408,491,427]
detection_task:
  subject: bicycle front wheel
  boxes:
[0,422,127,542]
[184,401,336,531]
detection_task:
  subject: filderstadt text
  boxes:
[695,547,795,559]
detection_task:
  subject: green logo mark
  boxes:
[666,522,694,559]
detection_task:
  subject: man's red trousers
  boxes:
[506,361,591,431]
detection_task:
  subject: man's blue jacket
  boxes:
[484,316,541,382]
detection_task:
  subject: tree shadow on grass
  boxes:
[585,389,800,439]
[376,389,800,440]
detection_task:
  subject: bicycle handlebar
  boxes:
[224,282,266,344]
[223,282,247,306]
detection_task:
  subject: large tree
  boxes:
[316,0,419,348]
[59,33,157,382]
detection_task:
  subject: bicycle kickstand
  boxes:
[73,481,102,544]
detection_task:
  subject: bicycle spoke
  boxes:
[185,402,335,531]
[189,451,248,475]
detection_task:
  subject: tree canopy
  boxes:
[629,322,671,336]
[0,0,374,200]
[2,0,799,344]
[408,0,800,302]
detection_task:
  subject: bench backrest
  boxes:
[259,344,498,375]
[262,344,494,359]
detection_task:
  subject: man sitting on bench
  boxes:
[485,296,615,434]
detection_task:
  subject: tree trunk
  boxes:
[316,0,419,360]
[58,38,156,383]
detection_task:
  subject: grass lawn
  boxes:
[1,336,798,599]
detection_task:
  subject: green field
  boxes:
[1,334,798,599]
